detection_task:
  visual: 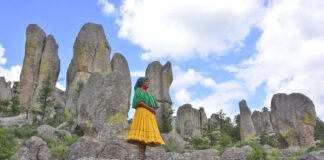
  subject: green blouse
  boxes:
[132,88,159,109]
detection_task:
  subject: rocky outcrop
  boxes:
[220,145,253,160]
[161,130,188,150]
[0,114,31,127]
[145,61,173,126]
[13,136,58,160]
[19,24,60,109]
[176,104,208,137]
[67,136,218,160]
[300,150,324,160]
[77,71,130,139]
[251,111,274,136]
[66,22,112,117]
[53,87,65,106]
[239,100,256,141]
[271,93,317,149]
[0,77,12,100]
[37,125,70,142]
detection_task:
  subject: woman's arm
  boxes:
[139,102,156,114]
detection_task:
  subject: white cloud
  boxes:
[97,0,115,16]
[224,0,324,120]
[0,44,7,65]
[55,82,66,91]
[172,66,248,117]
[130,71,145,77]
[117,0,265,61]
[0,44,21,86]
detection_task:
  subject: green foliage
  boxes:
[159,106,173,133]
[188,136,210,150]
[315,117,324,140]
[0,125,19,160]
[259,130,277,147]
[219,133,232,153]
[164,139,182,153]
[32,73,54,125]
[37,133,79,160]
[5,124,38,139]
[268,148,279,160]
[44,104,67,128]
[0,83,23,117]
[235,141,267,160]
[262,107,269,112]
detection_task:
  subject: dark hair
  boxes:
[134,77,149,91]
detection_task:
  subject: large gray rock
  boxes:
[37,125,70,142]
[53,87,65,107]
[13,136,58,160]
[0,114,31,127]
[67,136,218,160]
[77,71,130,139]
[251,111,274,136]
[176,104,208,137]
[31,34,60,109]
[271,93,317,148]
[19,24,46,108]
[66,22,111,89]
[239,100,256,141]
[220,145,253,160]
[19,24,60,110]
[66,22,112,117]
[161,130,188,150]
[0,77,12,100]
[145,61,173,127]
[299,150,324,160]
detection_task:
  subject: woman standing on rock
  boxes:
[126,77,165,159]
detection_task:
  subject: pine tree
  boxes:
[31,73,54,125]
[159,105,173,133]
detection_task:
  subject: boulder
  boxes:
[53,87,65,106]
[0,114,31,127]
[145,61,173,127]
[220,145,253,160]
[13,136,58,160]
[0,77,12,100]
[37,125,70,142]
[251,111,274,135]
[161,130,188,150]
[77,71,130,139]
[67,136,218,160]
[299,150,324,160]
[271,93,317,148]
[176,104,207,137]
[239,100,256,141]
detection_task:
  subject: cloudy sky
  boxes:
[1,0,323,121]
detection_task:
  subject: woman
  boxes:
[126,77,165,159]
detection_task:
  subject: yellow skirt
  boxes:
[126,107,165,147]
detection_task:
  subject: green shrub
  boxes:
[52,145,68,160]
[188,136,210,150]
[5,124,38,139]
[0,125,19,160]
[164,139,181,153]
[235,141,267,160]
[259,131,277,147]
[63,134,79,146]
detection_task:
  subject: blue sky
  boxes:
[1,0,323,121]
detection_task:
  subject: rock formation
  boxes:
[251,111,274,136]
[0,77,12,100]
[13,136,58,160]
[145,61,173,126]
[19,24,60,109]
[239,100,256,141]
[176,104,207,137]
[271,93,317,148]
[65,22,112,116]
[65,22,131,139]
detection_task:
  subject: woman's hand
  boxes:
[150,107,156,115]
